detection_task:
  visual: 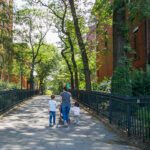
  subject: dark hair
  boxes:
[63,86,67,91]
[51,95,55,99]
[74,102,79,107]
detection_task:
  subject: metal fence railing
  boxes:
[0,89,39,114]
[72,90,150,142]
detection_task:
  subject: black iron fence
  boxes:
[72,90,150,142]
[0,89,39,114]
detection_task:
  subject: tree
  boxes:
[113,0,127,69]
[68,0,91,91]
[13,43,31,89]
[59,35,75,89]
[33,0,79,90]
[14,8,51,89]
[31,0,91,90]
[36,44,59,94]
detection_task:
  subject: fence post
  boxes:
[109,96,112,124]
[127,104,131,137]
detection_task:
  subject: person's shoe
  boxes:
[64,121,68,127]
[49,124,53,127]
[76,122,80,125]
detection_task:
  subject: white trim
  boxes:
[133,26,139,33]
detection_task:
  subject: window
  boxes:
[133,27,139,60]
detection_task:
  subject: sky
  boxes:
[14,0,60,45]
[14,0,95,46]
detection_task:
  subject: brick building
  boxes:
[96,24,113,82]
[0,1,28,89]
[130,18,150,70]
[0,0,13,38]
[96,15,150,82]
[0,0,13,60]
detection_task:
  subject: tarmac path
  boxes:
[0,96,140,150]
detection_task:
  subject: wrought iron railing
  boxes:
[0,89,39,114]
[72,90,150,142]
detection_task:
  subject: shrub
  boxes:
[0,80,20,91]
[98,77,111,93]
[131,69,150,96]
[111,65,132,96]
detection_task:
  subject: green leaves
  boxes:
[36,44,60,82]
[128,0,150,21]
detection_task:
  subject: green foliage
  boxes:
[111,62,132,96]
[128,0,150,21]
[131,69,150,96]
[0,1,13,74]
[36,44,60,84]
[92,0,112,33]
[0,80,20,91]
[131,69,145,96]
[98,77,111,93]
[92,77,111,93]
[45,90,52,96]
[13,43,31,77]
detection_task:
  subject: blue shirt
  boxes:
[60,91,71,106]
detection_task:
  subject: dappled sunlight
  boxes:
[0,96,140,150]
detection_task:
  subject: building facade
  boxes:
[130,18,150,70]
[0,0,13,37]
[96,14,150,82]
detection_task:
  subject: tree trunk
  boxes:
[30,63,35,90]
[68,35,79,90]
[61,50,74,89]
[39,80,44,95]
[113,0,126,69]
[68,0,91,91]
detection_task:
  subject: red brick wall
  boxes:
[130,19,147,70]
[0,73,28,89]
[96,18,150,82]
[96,25,113,82]
[10,75,28,89]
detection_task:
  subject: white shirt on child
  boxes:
[49,100,57,111]
[72,106,80,116]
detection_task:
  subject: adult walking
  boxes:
[60,86,71,126]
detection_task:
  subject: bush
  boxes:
[45,90,52,95]
[92,77,111,93]
[98,77,111,93]
[131,69,150,96]
[0,80,20,91]
[111,65,132,96]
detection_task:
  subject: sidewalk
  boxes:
[0,96,140,150]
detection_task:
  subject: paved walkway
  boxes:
[0,96,140,150]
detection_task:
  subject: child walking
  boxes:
[72,102,80,125]
[48,95,57,127]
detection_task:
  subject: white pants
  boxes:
[74,115,80,124]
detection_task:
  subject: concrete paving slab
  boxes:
[0,96,140,150]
